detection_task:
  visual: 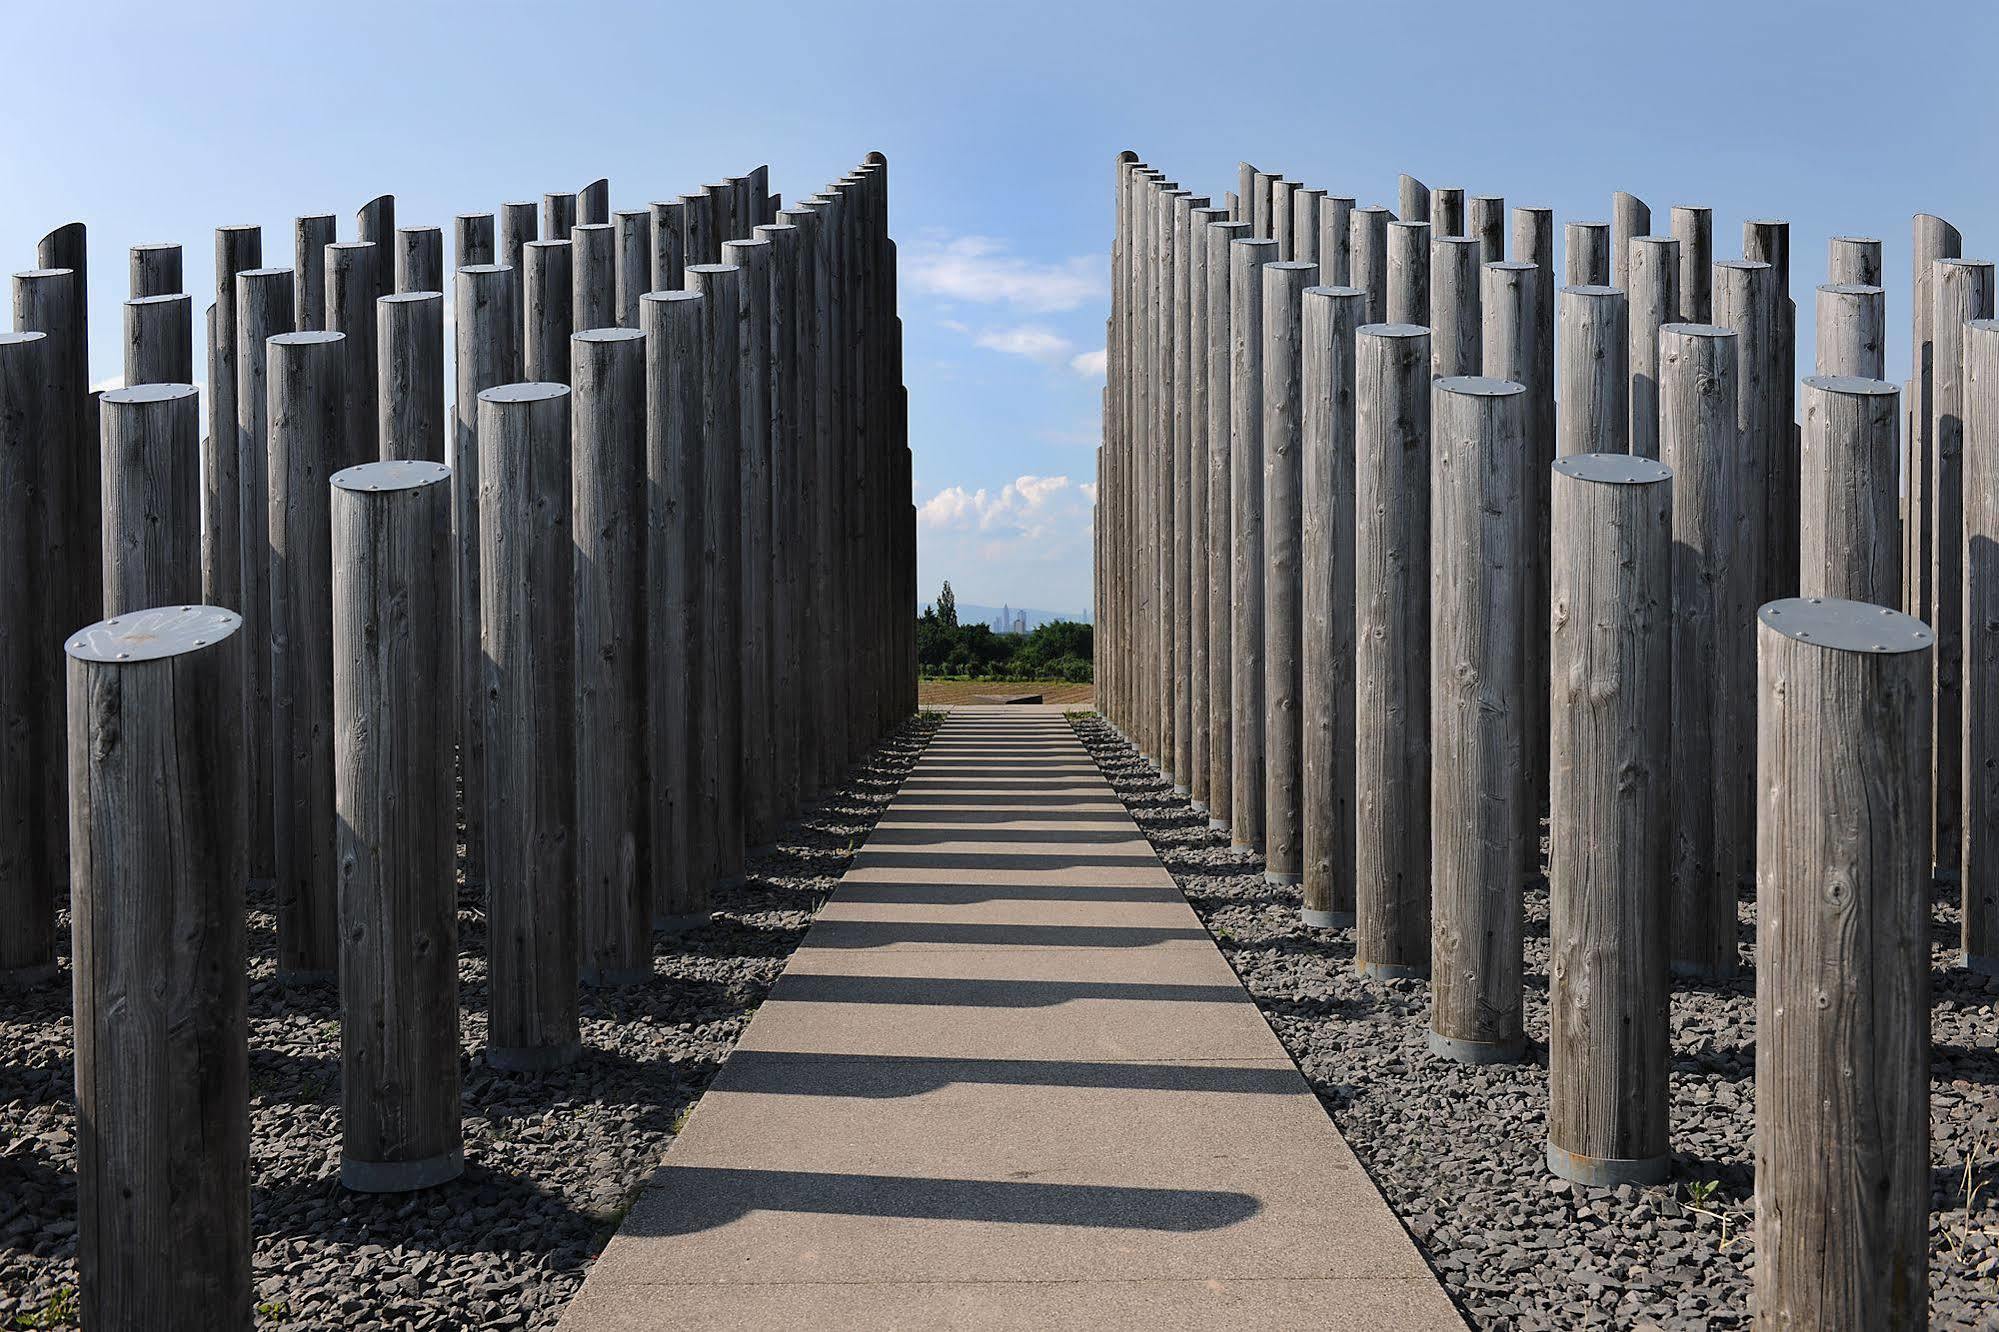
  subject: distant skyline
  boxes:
[5,0,1994,616]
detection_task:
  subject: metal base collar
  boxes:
[1545,1141,1670,1187]
[1428,1030,1526,1065]
[342,1147,465,1193]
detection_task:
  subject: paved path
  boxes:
[559,708,1464,1330]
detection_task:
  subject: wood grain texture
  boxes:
[1799,375,1900,605]
[325,241,380,467]
[378,292,444,461]
[1290,188,1323,268]
[1229,238,1279,852]
[1261,262,1316,883]
[99,383,200,615]
[1908,215,1961,621]
[477,382,580,1070]
[1564,222,1609,287]
[1669,207,1711,322]
[571,223,617,334]
[1397,173,1429,224]
[1963,318,1999,972]
[1431,187,1464,238]
[757,221,804,822]
[236,267,293,894]
[393,226,443,295]
[1627,237,1680,460]
[454,213,496,270]
[523,240,574,385]
[1355,324,1431,976]
[542,191,577,242]
[1610,192,1649,291]
[1386,221,1430,327]
[614,209,651,329]
[687,264,745,885]
[331,460,461,1190]
[499,202,538,321]
[1743,221,1797,604]
[1828,235,1883,287]
[578,178,609,228]
[1430,236,1480,377]
[1186,207,1227,812]
[1429,376,1527,1061]
[0,333,55,978]
[1547,453,1672,1184]
[123,293,193,386]
[1317,196,1355,288]
[649,201,686,293]
[1350,206,1389,325]
[1171,194,1206,794]
[1558,285,1628,456]
[207,231,262,614]
[1754,601,1930,1332]
[1467,195,1505,265]
[1205,220,1249,829]
[1660,321,1752,979]
[293,216,334,332]
[355,196,395,307]
[1816,283,1886,378]
[128,242,182,299]
[67,606,249,1327]
[723,239,777,847]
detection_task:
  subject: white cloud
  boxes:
[907,235,1101,313]
[919,474,1075,537]
[1069,348,1107,378]
[974,325,1075,365]
[1081,481,1099,503]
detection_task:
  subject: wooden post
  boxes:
[777,203,827,809]
[1205,219,1250,832]
[572,222,617,332]
[1262,261,1315,884]
[1468,195,1505,265]
[614,209,650,328]
[578,178,610,226]
[1816,283,1886,378]
[1252,170,1278,238]
[1546,451,1673,1186]
[34,226,96,640]
[1230,237,1279,852]
[1350,206,1390,324]
[129,242,181,298]
[355,196,395,306]
[1354,322,1431,972]
[205,227,261,612]
[330,458,460,1190]
[499,201,537,317]
[1670,206,1712,322]
[237,266,293,902]
[454,213,495,269]
[0,333,56,981]
[477,382,580,1070]
[681,191,716,267]
[293,216,334,332]
[1745,220,1798,603]
[378,291,443,461]
[1318,196,1355,286]
[1564,221,1609,286]
[1387,220,1430,326]
[1611,192,1650,290]
[1271,179,1297,260]
[1714,259,1779,666]
[325,241,380,466]
[1660,320,1753,979]
[1558,285,1628,455]
[1829,236,1883,287]
[1964,318,1999,974]
[543,191,577,241]
[123,293,193,386]
[1430,235,1480,377]
[1628,236,1680,459]
[1301,286,1362,925]
[99,383,200,614]
[705,182,737,251]
[394,226,443,294]
[1186,205,1227,815]
[268,330,344,995]
[571,328,653,983]
[1430,375,1527,1062]
[1170,191,1205,795]
[67,605,248,1327]
[722,238,777,848]
[1799,374,1900,604]
[1397,173,1429,223]
[687,263,745,885]
[1432,187,1465,237]
[1291,188,1323,268]
[1909,215,1962,623]
[641,290,708,926]
[649,200,686,291]
[523,239,574,384]
[1755,596,1931,1332]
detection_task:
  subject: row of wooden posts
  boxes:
[1094,152,1971,1329]
[1,154,915,1326]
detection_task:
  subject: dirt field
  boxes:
[917,678,1095,707]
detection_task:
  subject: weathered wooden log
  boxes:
[1397,173,1429,224]
[1430,235,1481,377]
[268,330,344,997]
[722,237,777,847]
[205,227,262,610]
[330,458,460,1191]
[1816,283,1886,378]
[1431,187,1465,238]
[687,262,745,885]
[1546,451,1673,1186]
[499,201,537,316]
[378,291,443,461]
[99,383,200,615]
[1660,320,1753,979]
[1558,285,1628,455]
[705,182,738,251]
[1829,235,1883,287]
[454,213,495,269]
[570,328,652,984]
[681,191,716,268]
[1468,195,1505,265]
[1611,192,1650,291]
[1714,263,1779,652]
[1318,196,1355,287]
[571,222,617,333]
[1670,206,1711,322]
[777,202,829,808]
[1754,596,1931,1332]
[33,226,96,646]
[1430,375,1527,1062]
[1799,374,1900,605]
[355,196,395,306]
[1270,179,1297,261]
[394,226,443,294]
[0,333,56,980]
[1205,218,1250,831]
[293,216,334,331]
[66,605,249,1327]
[123,293,193,386]
[1301,285,1362,925]
[1964,317,1999,974]
[477,381,580,1070]
[236,266,293,900]
[1387,220,1430,326]
[1251,170,1278,239]
[1170,190,1205,794]
[1909,215,1962,623]
[542,191,577,241]
[1565,221,1609,286]
[522,239,574,384]
[578,178,610,227]
[1290,188,1323,267]
[613,209,650,329]
[649,200,686,292]
[1186,205,1227,814]
[1744,220,1798,603]
[1354,322,1431,974]
[325,241,380,467]
[1261,261,1316,884]
[1350,206,1390,325]
[1229,237,1279,852]
[129,242,182,298]
[1628,236,1680,460]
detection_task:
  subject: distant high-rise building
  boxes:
[1013,611,1027,634]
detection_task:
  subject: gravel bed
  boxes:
[0,713,938,1330]
[1071,713,1999,1331]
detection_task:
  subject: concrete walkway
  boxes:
[558,708,1464,1330]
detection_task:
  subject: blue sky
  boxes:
[6,0,1995,618]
